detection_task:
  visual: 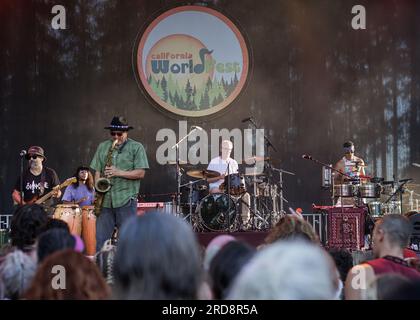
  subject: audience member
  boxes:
[113,213,202,299]
[25,249,110,300]
[203,234,236,272]
[263,215,320,247]
[365,274,410,300]
[345,214,420,300]
[0,250,36,299]
[227,240,337,300]
[209,240,256,299]
[44,218,70,232]
[9,205,48,258]
[37,229,75,263]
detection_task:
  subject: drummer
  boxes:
[207,140,251,229]
[62,166,95,207]
[333,141,367,206]
[333,141,366,185]
[207,140,238,193]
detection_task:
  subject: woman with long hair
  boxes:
[62,166,94,206]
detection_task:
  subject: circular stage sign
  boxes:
[136,5,249,117]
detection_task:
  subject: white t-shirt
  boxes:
[207,156,239,190]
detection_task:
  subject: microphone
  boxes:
[191,125,203,131]
[302,154,313,160]
[242,117,252,123]
[20,150,27,157]
[413,163,420,168]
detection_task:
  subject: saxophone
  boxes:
[94,139,118,216]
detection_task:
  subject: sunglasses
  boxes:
[28,155,40,160]
[110,131,124,137]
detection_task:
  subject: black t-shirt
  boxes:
[14,167,60,202]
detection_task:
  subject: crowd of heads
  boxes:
[0,204,419,300]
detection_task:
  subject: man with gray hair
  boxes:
[227,240,338,300]
[206,139,251,230]
[345,214,420,300]
[0,250,37,300]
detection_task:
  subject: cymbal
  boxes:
[243,156,270,164]
[186,169,220,179]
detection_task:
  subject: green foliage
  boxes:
[149,75,238,110]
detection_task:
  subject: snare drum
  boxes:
[359,183,381,198]
[53,204,82,236]
[196,193,237,231]
[220,173,246,196]
[81,206,96,256]
[333,184,356,197]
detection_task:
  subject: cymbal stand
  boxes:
[249,173,268,230]
[180,178,205,224]
[272,167,295,218]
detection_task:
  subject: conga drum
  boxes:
[82,206,96,256]
[53,204,82,236]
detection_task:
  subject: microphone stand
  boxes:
[20,153,25,206]
[227,160,231,232]
[384,180,410,214]
[171,127,198,217]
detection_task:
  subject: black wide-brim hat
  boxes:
[104,116,133,131]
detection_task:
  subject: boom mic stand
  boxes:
[244,117,278,229]
[170,127,199,217]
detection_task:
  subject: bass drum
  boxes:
[197,193,237,232]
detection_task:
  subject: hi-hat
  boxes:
[186,169,220,179]
[243,156,270,164]
[345,164,367,167]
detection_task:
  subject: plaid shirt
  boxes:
[90,138,149,208]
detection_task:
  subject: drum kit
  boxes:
[329,163,415,218]
[171,157,295,232]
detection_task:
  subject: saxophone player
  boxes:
[90,116,149,251]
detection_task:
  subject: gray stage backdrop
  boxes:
[1,0,420,215]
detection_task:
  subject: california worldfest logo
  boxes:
[136,5,249,117]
